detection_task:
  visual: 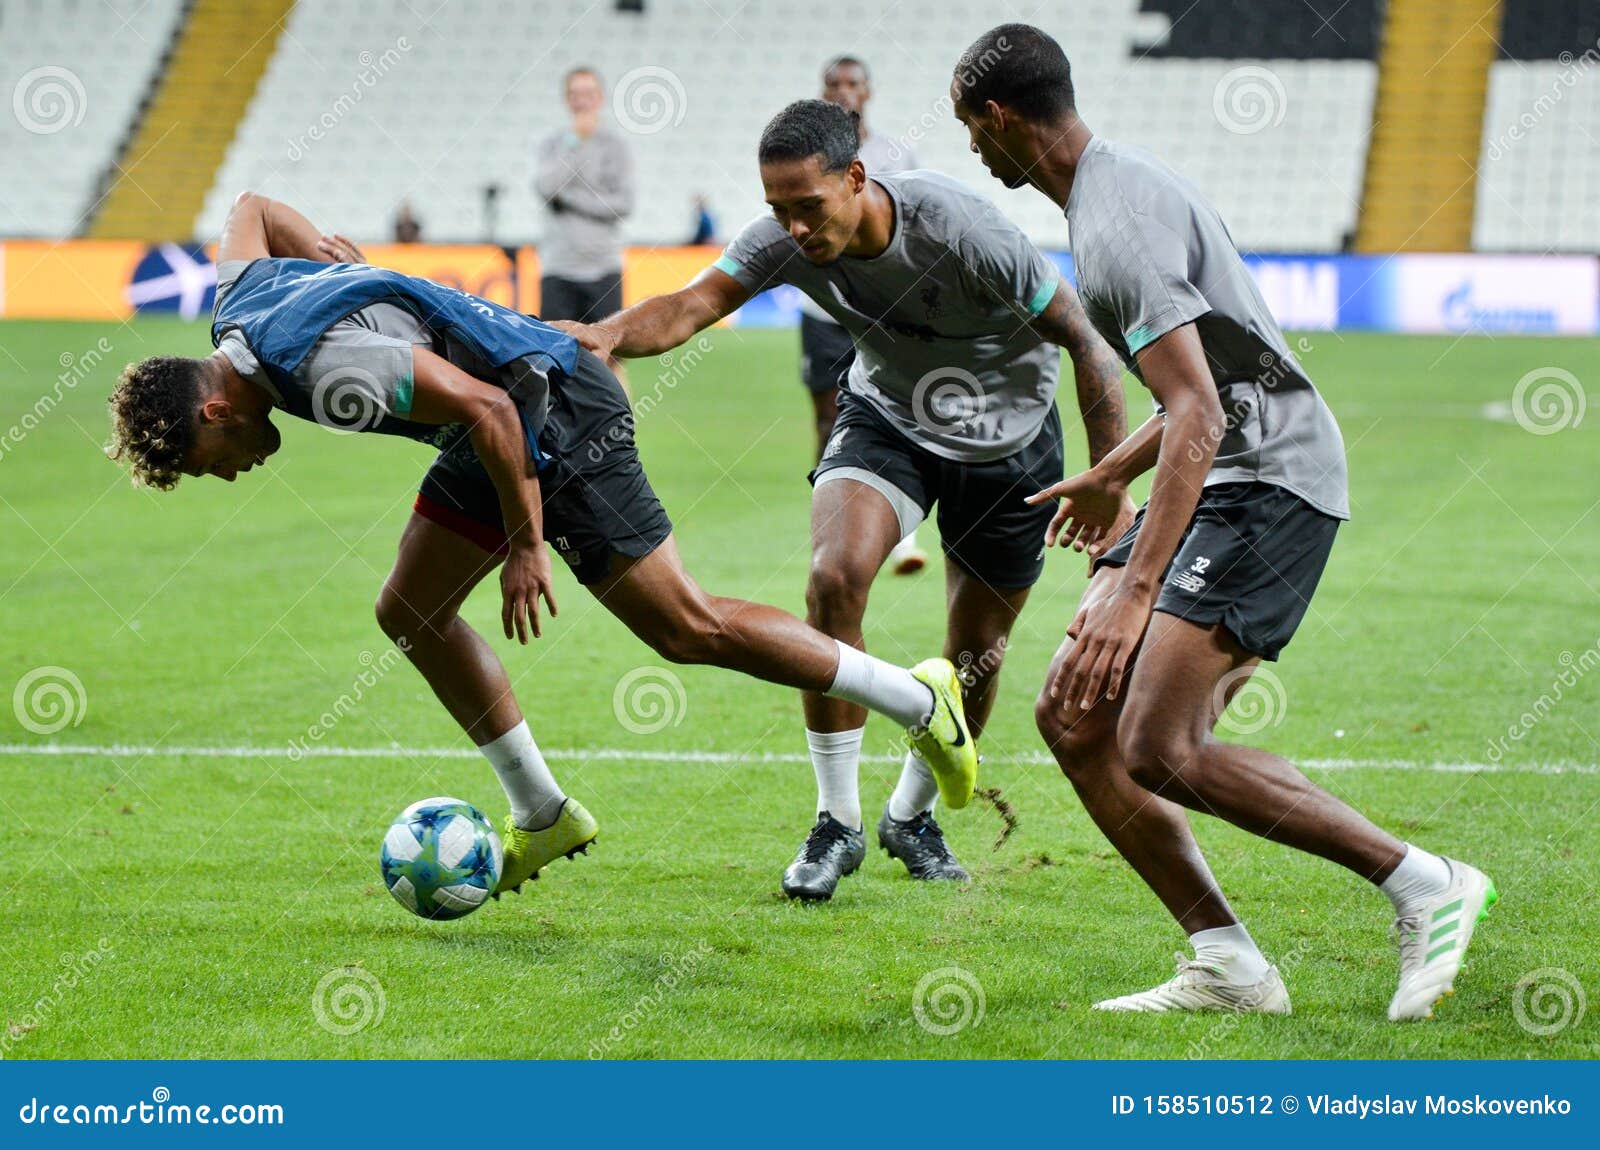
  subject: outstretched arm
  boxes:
[408,346,556,644]
[217,191,365,265]
[551,266,750,359]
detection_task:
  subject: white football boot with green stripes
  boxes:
[1387,858,1498,1021]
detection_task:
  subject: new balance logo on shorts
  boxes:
[1170,555,1210,594]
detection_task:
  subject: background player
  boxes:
[534,66,634,381]
[555,100,1130,901]
[952,24,1495,1020]
[105,190,979,901]
[803,55,927,575]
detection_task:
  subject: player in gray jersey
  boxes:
[953,24,1494,1022]
[556,99,1129,902]
[804,55,929,576]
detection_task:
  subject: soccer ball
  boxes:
[380,797,503,920]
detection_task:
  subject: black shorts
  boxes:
[538,272,624,324]
[1093,481,1339,660]
[416,348,672,584]
[799,313,855,396]
[810,390,1063,589]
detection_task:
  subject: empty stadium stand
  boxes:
[1475,0,1600,252]
[190,0,1378,253]
[0,0,185,237]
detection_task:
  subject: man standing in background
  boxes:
[804,55,927,575]
[535,67,635,378]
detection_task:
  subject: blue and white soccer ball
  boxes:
[380,797,503,920]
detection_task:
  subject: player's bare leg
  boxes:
[376,513,595,894]
[589,532,971,796]
[1035,568,1236,935]
[1118,615,1406,875]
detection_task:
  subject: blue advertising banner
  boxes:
[727,252,1600,335]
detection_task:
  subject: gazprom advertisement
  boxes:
[1,241,1595,335]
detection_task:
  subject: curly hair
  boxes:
[106,356,206,490]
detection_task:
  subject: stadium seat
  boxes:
[194,0,1377,254]
[0,0,185,236]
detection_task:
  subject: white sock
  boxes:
[824,642,934,729]
[1190,923,1270,984]
[1379,844,1452,915]
[479,720,565,830]
[887,751,939,821]
[807,727,864,828]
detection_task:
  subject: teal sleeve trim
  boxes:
[713,255,741,277]
[1125,323,1160,354]
[393,374,414,416]
[1026,276,1060,316]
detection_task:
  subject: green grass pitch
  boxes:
[2,316,1597,1059]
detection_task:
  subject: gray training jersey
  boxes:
[718,169,1062,462]
[1066,136,1349,519]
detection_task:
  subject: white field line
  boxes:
[0,742,1596,775]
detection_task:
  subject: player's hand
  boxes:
[316,233,366,264]
[548,320,617,359]
[501,540,558,644]
[1051,584,1152,711]
[1026,467,1137,561]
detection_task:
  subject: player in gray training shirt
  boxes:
[954,23,1493,1022]
[554,99,1129,903]
[804,54,931,576]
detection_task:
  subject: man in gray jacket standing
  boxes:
[535,66,635,374]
